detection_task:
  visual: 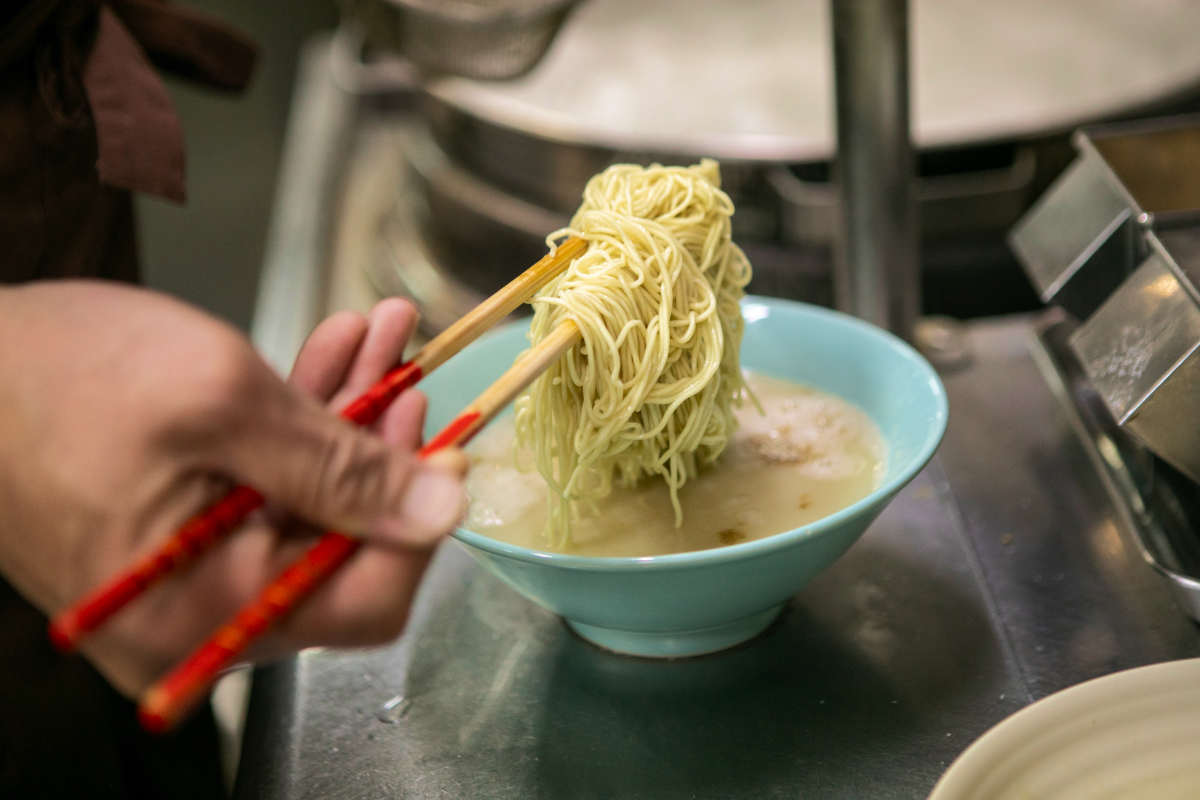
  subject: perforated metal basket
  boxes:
[344,0,578,80]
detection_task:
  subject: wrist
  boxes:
[0,286,27,598]
[0,285,16,429]
[0,284,18,420]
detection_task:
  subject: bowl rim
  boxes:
[450,296,948,572]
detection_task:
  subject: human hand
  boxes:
[0,281,466,697]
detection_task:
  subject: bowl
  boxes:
[420,296,948,657]
[927,658,1200,800]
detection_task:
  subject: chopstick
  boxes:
[47,237,587,653]
[137,319,583,733]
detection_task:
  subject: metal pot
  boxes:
[356,0,1200,324]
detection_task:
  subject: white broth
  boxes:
[463,372,886,557]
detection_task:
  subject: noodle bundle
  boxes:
[514,159,752,546]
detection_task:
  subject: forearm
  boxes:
[0,284,28,564]
[0,284,71,612]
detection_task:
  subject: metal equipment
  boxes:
[830,0,918,336]
[347,0,580,80]
[233,6,1200,793]
[349,0,1200,333]
[1011,116,1200,495]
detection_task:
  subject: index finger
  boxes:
[327,298,419,413]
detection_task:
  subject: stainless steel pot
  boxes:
[348,0,1200,329]
[346,0,580,80]
[422,0,1200,161]
[411,0,1200,248]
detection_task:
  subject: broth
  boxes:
[463,372,886,557]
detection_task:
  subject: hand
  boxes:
[0,281,466,697]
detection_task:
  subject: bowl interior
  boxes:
[421,296,947,556]
[736,300,946,487]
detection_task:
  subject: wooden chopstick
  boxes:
[137,320,583,733]
[47,237,587,653]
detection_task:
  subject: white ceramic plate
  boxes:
[928,658,1200,800]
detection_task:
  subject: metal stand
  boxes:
[831,0,919,339]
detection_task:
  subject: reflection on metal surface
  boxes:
[915,316,973,372]
[375,694,411,724]
[770,147,1035,247]
[1009,150,1140,320]
[1094,520,1128,562]
[427,0,1200,161]
[1070,241,1200,484]
[1039,315,1200,625]
[458,636,531,746]
[348,0,579,81]
[1011,115,1200,321]
[364,145,490,336]
[250,35,358,373]
[1147,272,1180,299]
[831,0,919,339]
[1092,124,1200,216]
[408,125,567,244]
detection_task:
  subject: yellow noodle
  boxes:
[513,159,752,547]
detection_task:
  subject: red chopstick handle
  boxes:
[138,406,476,732]
[340,362,423,425]
[48,485,266,652]
[47,362,424,652]
[417,411,480,458]
[138,532,361,734]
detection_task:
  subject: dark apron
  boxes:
[0,2,256,795]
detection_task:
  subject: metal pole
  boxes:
[831,0,919,339]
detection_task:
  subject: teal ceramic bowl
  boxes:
[421,297,948,658]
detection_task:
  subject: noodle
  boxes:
[513,159,752,547]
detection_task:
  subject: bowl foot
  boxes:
[566,605,784,658]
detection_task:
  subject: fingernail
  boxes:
[388,468,465,544]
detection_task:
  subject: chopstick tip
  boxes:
[137,686,177,735]
[47,617,79,653]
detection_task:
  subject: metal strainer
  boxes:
[343,0,580,80]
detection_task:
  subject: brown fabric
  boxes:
[111,0,257,92]
[0,3,140,283]
[85,6,186,202]
[0,0,257,283]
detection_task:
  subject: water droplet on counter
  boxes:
[376,694,411,724]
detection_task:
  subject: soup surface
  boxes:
[463,372,886,557]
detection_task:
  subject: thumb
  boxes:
[219,384,465,548]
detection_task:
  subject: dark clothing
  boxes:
[0,2,257,796]
[0,577,228,799]
[0,54,140,283]
[0,0,255,282]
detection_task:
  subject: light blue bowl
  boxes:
[422,297,948,658]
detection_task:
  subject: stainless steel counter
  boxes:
[234,316,1200,799]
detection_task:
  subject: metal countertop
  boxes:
[234,316,1200,799]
